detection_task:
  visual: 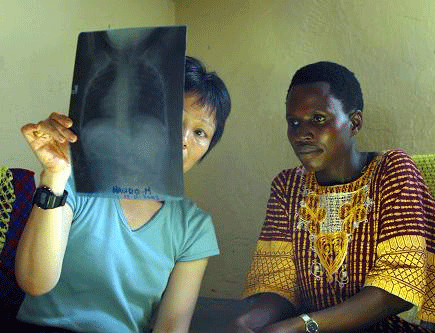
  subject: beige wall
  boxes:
[0,0,175,172]
[176,0,435,298]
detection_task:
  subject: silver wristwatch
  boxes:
[300,313,319,333]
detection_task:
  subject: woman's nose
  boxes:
[292,123,315,141]
[300,125,314,139]
[182,128,190,147]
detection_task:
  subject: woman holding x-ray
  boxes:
[14,56,231,333]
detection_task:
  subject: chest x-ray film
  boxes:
[68,26,186,200]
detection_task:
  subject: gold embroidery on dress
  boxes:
[297,175,373,287]
[339,189,370,233]
[299,192,325,235]
[315,230,349,283]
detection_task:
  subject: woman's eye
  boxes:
[287,119,299,129]
[313,114,326,123]
[194,129,206,137]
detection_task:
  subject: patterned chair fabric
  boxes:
[412,154,435,198]
[0,168,35,321]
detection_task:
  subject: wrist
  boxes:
[33,186,68,209]
[299,314,319,333]
[39,170,70,195]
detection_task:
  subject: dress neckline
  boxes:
[304,152,382,193]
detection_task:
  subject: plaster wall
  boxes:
[2,0,434,301]
[176,0,435,298]
[0,0,175,172]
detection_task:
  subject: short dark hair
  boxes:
[287,61,363,113]
[184,56,231,158]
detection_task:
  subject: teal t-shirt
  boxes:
[17,180,219,332]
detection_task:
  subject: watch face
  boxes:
[307,320,319,332]
[33,187,68,209]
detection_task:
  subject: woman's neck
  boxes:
[315,149,368,186]
[119,199,163,230]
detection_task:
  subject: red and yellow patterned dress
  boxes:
[243,150,435,332]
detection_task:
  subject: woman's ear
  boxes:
[349,110,363,136]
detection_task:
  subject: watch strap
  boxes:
[33,186,68,209]
[300,313,319,333]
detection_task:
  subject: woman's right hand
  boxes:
[21,112,77,177]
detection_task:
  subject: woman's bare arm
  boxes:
[15,112,77,296]
[153,259,208,333]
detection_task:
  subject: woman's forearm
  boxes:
[15,173,72,296]
[276,286,413,333]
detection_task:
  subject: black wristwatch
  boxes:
[33,186,68,209]
[300,314,319,333]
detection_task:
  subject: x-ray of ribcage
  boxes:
[68,26,186,200]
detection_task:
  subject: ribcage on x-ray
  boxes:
[80,55,167,132]
[79,54,169,192]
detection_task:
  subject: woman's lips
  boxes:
[294,144,322,155]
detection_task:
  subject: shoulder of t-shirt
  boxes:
[166,198,212,227]
[65,177,107,218]
[65,177,78,211]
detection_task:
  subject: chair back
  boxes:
[412,154,435,198]
[0,167,35,320]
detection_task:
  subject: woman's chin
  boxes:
[183,162,192,174]
[300,160,325,173]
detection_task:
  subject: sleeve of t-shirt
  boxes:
[176,204,220,262]
[64,176,86,219]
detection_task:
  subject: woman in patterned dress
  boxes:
[235,62,435,333]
